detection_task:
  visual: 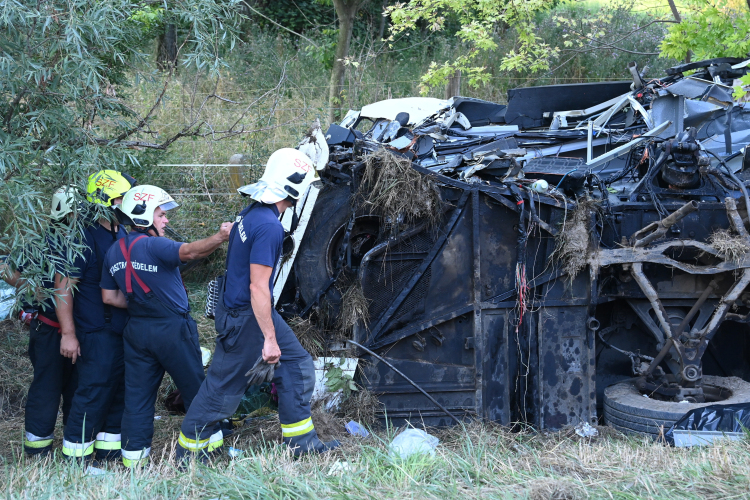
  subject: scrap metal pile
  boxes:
[272,57,750,435]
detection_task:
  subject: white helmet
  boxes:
[50,186,77,220]
[116,184,178,228]
[237,148,316,203]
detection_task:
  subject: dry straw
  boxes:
[555,199,594,281]
[359,148,443,229]
[709,228,750,265]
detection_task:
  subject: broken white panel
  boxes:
[588,93,630,131]
[586,120,671,169]
[550,92,630,120]
[297,119,329,171]
[311,357,359,410]
[360,97,451,126]
[732,58,750,70]
[273,182,321,302]
[340,110,360,129]
[627,95,654,130]
[520,136,611,164]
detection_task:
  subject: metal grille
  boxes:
[361,228,436,327]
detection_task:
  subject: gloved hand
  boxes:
[245,356,279,387]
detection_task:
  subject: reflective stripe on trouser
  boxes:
[281,418,314,438]
[121,294,204,462]
[24,431,54,451]
[180,307,315,448]
[62,439,95,458]
[122,447,150,468]
[25,318,77,454]
[177,430,224,453]
[63,327,124,452]
[95,432,121,451]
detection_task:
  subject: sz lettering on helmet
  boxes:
[133,193,155,202]
[96,177,116,188]
[293,158,312,172]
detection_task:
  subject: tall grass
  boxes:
[2,420,750,499]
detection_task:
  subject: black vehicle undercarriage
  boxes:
[273,58,750,435]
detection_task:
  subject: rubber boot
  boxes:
[284,429,340,457]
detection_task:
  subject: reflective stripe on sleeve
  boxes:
[24,431,54,449]
[122,447,150,468]
[280,417,314,437]
[62,439,95,457]
[94,432,122,451]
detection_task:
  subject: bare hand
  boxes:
[262,338,281,364]
[218,222,234,242]
[60,332,81,364]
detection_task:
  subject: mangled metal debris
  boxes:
[269,57,750,434]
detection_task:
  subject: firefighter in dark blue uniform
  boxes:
[100,184,232,467]
[0,187,78,455]
[177,148,339,460]
[57,170,135,461]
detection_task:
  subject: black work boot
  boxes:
[284,429,340,457]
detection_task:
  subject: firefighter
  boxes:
[100,185,232,467]
[177,148,339,461]
[57,170,135,462]
[0,187,79,455]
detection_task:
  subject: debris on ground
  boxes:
[345,420,370,438]
[574,421,599,438]
[389,428,439,459]
[327,460,352,476]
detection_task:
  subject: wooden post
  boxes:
[445,70,461,99]
[228,153,247,190]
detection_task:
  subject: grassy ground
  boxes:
[3,317,750,499]
[3,413,750,499]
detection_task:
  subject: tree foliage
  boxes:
[658,0,750,98]
[387,0,558,93]
[0,0,241,304]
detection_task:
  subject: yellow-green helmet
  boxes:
[86,170,137,207]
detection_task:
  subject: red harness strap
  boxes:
[118,235,152,294]
[36,313,61,331]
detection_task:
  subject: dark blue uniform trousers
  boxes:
[178,307,320,456]
[24,318,77,455]
[120,296,205,467]
[62,326,125,460]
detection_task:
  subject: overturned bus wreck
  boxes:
[270,58,750,436]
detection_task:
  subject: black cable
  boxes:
[705,148,750,212]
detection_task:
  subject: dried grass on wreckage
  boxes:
[337,276,371,334]
[555,199,596,282]
[359,148,443,229]
[709,228,750,265]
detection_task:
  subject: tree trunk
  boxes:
[157,24,178,71]
[666,0,681,22]
[377,0,388,41]
[328,0,362,125]
[445,70,461,99]
[666,0,691,63]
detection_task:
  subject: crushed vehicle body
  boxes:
[272,58,750,433]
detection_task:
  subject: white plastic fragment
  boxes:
[201,347,212,367]
[85,466,108,476]
[574,421,599,438]
[345,420,370,438]
[327,460,352,476]
[228,447,243,458]
[388,428,439,459]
